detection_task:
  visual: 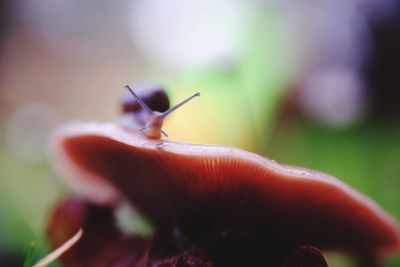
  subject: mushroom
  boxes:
[47,197,149,266]
[49,82,400,266]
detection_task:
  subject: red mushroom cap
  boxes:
[50,122,400,264]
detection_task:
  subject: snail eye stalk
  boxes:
[161,92,200,119]
[125,85,200,139]
[125,85,153,114]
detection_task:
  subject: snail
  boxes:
[123,83,199,139]
[48,81,400,266]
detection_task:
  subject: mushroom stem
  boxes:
[161,92,200,119]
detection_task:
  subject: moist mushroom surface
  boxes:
[50,122,400,266]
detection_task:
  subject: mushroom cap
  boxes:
[50,122,400,262]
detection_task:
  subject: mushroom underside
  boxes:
[51,124,400,265]
[48,197,331,267]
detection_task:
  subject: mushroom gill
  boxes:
[49,122,400,266]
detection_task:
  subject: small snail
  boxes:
[121,81,200,139]
[121,81,170,114]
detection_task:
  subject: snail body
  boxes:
[122,81,199,139]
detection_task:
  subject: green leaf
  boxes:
[23,241,35,267]
[385,254,400,267]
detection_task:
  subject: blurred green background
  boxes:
[0,1,400,266]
